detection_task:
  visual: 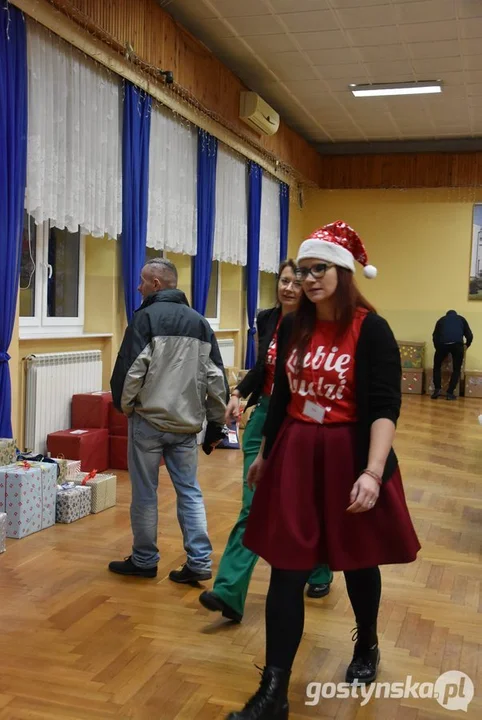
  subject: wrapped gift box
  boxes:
[56,484,92,523]
[1,464,43,539]
[0,512,6,553]
[47,429,109,472]
[464,371,482,398]
[109,436,128,470]
[74,471,116,513]
[21,461,57,531]
[108,404,128,437]
[401,370,424,395]
[0,438,16,467]
[71,392,112,429]
[52,458,81,483]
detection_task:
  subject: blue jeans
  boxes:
[128,412,212,571]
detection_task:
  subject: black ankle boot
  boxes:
[345,625,380,685]
[226,666,290,719]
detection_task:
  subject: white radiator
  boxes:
[218,338,235,367]
[25,351,103,454]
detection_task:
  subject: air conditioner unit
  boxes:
[239,91,280,136]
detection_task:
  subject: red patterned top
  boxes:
[286,309,369,424]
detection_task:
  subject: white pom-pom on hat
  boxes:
[363,264,377,279]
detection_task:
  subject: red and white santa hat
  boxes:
[297,220,377,279]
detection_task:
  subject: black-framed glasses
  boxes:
[296,263,334,280]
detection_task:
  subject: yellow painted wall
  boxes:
[288,196,305,260]
[302,187,482,370]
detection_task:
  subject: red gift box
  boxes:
[47,429,109,472]
[108,403,128,437]
[109,435,165,472]
[71,392,112,429]
[109,436,128,471]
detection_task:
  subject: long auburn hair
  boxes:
[290,267,376,367]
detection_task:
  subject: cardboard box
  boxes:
[74,471,116,513]
[22,461,57,531]
[398,342,425,370]
[47,429,109,472]
[401,370,424,395]
[108,404,128,437]
[56,484,92,523]
[0,463,46,539]
[464,372,482,398]
[0,512,6,553]
[71,392,112,429]
[109,436,128,470]
[425,369,455,395]
[0,439,16,467]
[52,458,81,483]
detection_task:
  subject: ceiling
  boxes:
[160,0,482,153]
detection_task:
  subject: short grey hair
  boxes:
[145,258,178,288]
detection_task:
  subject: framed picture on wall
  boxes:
[469,204,482,300]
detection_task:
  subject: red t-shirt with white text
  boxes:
[286,309,369,424]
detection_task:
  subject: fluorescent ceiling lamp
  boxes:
[350,81,442,98]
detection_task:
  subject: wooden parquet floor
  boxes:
[1,396,481,719]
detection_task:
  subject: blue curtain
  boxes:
[193,129,218,315]
[122,82,152,322]
[0,4,27,438]
[245,162,263,369]
[280,182,289,263]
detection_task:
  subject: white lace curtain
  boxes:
[147,103,197,254]
[213,144,248,265]
[259,172,281,273]
[25,20,122,239]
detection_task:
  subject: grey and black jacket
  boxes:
[111,289,228,434]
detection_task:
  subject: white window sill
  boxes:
[19,332,113,341]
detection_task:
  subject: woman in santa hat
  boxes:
[226,221,421,720]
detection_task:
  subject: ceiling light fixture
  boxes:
[350,81,443,98]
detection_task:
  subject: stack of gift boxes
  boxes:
[0,393,121,552]
[0,441,118,548]
[47,391,128,471]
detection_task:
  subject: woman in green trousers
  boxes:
[199,260,332,623]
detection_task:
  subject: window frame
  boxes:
[19,219,86,338]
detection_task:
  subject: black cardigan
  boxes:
[262,312,402,482]
[237,306,281,409]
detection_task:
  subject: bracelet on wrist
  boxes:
[362,469,382,486]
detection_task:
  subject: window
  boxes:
[205,261,220,328]
[19,212,85,337]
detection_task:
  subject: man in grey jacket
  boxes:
[109,258,228,582]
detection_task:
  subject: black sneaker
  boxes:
[306,582,331,599]
[199,590,243,623]
[446,393,457,401]
[169,564,212,584]
[108,556,157,578]
[431,389,441,400]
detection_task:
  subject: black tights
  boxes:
[266,566,381,671]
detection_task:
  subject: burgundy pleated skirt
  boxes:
[243,418,421,572]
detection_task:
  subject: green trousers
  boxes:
[213,395,333,617]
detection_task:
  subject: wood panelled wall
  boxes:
[50,0,322,186]
[318,151,482,189]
